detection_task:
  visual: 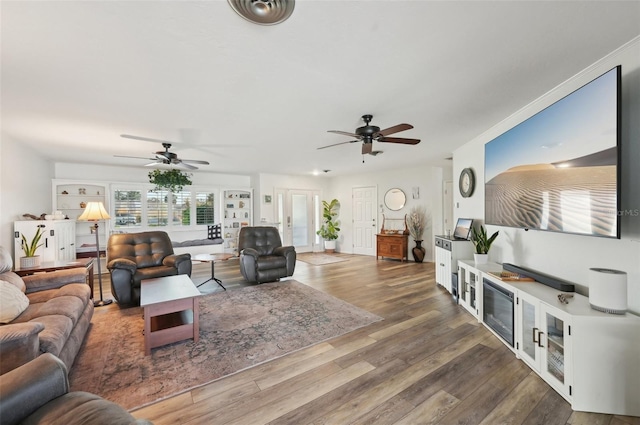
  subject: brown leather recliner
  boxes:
[238,226,296,283]
[107,231,192,306]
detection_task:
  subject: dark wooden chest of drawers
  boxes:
[376,234,408,262]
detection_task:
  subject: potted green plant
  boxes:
[470,225,499,264]
[20,227,44,268]
[316,199,340,253]
[148,169,192,193]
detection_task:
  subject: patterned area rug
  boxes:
[297,253,349,265]
[69,280,381,410]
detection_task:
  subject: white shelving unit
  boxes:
[221,189,253,255]
[52,180,109,256]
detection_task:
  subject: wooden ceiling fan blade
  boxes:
[121,134,174,144]
[377,123,413,137]
[328,130,360,138]
[317,140,359,150]
[378,137,421,145]
[182,159,210,165]
[114,154,156,161]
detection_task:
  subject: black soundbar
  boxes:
[502,263,575,292]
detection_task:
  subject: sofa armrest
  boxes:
[240,247,259,259]
[162,253,191,268]
[0,322,45,375]
[107,258,137,273]
[0,353,69,425]
[273,246,295,257]
[23,268,86,294]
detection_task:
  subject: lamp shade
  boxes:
[77,202,111,221]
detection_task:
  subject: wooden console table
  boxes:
[376,233,409,262]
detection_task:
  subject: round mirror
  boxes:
[384,188,406,211]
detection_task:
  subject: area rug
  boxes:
[69,280,381,410]
[297,253,349,265]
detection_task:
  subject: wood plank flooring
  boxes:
[91,255,639,425]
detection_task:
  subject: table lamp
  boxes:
[78,201,113,307]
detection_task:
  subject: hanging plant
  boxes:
[148,169,192,193]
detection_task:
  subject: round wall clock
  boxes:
[459,168,475,198]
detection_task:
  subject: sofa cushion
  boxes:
[256,255,287,270]
[132,266,178,286]
[0,246,13,273]
[27,283,91,306]
[0,281,30,324]
[208,223,222,239]
[31,315,73,356]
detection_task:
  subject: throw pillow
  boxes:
[0,280,30,323]
[208,224,222,240]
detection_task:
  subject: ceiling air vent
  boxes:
[228,0,295,25]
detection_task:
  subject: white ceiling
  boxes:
[2,1,639,177]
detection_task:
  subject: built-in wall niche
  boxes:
[52,180,109,257]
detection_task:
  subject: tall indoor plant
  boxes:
[20,227,44,268]
[316,199,340,253]
[470,225,499,264]
[407,205,428,262]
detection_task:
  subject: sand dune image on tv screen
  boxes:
[486,164,617,237]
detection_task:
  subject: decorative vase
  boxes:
[412,240,426,263]
[474,253,488,264]
[20,255,41,268]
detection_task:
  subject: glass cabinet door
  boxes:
[517,292,541,371]
[540,305,572,399]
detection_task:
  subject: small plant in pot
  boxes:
[470,225,499,264]
[20,227,44,268]
[316,199,340,253]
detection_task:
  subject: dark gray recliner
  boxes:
[107,231,192,306]
[238,226,296,283]
[0,353,153,425]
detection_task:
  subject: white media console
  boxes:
[455,260,640,416]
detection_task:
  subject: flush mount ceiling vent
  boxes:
[228,0,295,25]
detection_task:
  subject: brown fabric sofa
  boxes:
[0,247,93,375]
[107,231,192,306]
[0,353,153,425]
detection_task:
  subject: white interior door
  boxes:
[352,186,377,256]
[276,189,319,253]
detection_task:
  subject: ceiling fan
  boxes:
[320,114,420,155]
[116,134,210,170]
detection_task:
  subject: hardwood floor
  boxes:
[92,255,638,425]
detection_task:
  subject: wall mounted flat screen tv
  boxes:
[485,66,621,238]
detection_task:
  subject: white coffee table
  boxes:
[140,274,202,355]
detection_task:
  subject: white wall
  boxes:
[0,137,55,253]
[253,173,331,226]
[453,38,640,314]
[328,164,450,260]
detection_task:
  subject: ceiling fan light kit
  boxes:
[227,0,295,25]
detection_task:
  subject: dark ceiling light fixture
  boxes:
[227,0,295,25]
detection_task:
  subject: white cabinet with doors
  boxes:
[13,220,76,267]
[434,236,473,293]
[479,270,640,416]
[221,189,253,254]
[517,290,572,400]
[457,260,501,320]
[52,180,109,256]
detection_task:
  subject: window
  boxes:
[196,192,215,225]
[111,185,218,229]
[147,190,169,226]
[113,190,142,227]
